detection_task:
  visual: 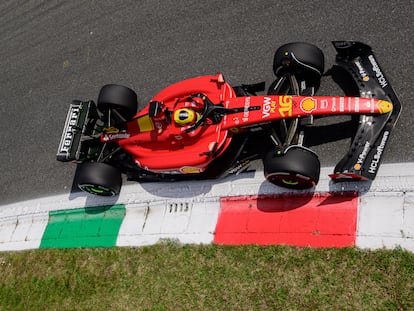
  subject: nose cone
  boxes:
[377,100,393,114]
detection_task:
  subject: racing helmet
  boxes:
[174,108,200,126]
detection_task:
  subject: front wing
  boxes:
[330,41,402,181]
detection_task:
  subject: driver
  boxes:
[173,96,205,127]
[173,108,201,126]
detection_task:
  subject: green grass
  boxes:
[1,244,413,310]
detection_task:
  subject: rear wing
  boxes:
[330,41,402,181]
[56,100,98,162]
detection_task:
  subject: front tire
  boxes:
[263,146,320,190]
[272,42,324,90]
[76,162,122,196]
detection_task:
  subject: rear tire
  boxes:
[76,162,122,196]
[263,146,320,190]
[273,42,324,89]
[97,84,138,122]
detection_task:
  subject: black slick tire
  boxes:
[76,162,122,196]
[97,84,138,122]
[263,146,320,190]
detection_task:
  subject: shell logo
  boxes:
[376,100,393,114]
[300,97,317,113]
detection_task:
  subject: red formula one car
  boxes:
[57,41,401,196]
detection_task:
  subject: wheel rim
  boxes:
[78,183,117,196]
[266,172,316,190]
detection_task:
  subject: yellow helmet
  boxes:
[174,108,200,126]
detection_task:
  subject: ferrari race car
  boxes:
[57,41,401,196]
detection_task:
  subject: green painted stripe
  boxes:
[40,204,125,249]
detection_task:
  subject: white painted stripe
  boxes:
[0,212,49,251]
[116,199,220,247]
[356,192,414,251]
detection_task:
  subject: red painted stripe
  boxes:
[214,193,358,248]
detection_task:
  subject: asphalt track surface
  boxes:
[1,1,413,205]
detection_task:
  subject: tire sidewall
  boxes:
[263,146,320,189]
[76,162,122,196]
[273,42,324,87]
[97,84,138,121]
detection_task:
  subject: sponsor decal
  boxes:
[180,166,203,174]
[320,99,329,109]
[262,96,292,119]
[262,97,272,119]
[354,97,360,113]
[355,60,370,82]
[300,97,317,113]
[354,141,371,170]
[331,97,337,112]
[228,159,250,174]
[368,55,388,88]
[243,97,251,122]
[368,131,389,174]
[278,96,292,117]
[339,97,345,112]
[102,133,131,141]
[60,107,80,153]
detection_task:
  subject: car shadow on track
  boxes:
[255,178,373,212]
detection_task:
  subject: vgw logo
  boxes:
[262,96,292,119]
[262,97,276,119]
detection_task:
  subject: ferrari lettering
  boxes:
[60,107,80,153]
[368,131,389,174]
[368,55,388,88]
